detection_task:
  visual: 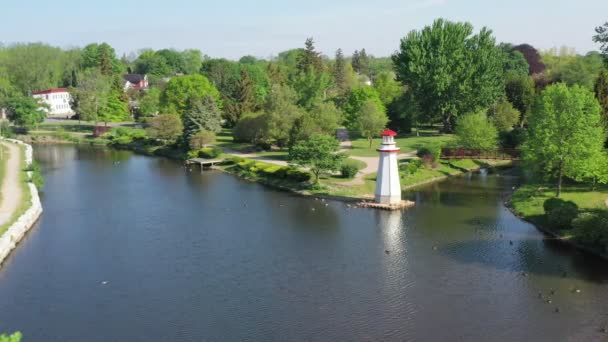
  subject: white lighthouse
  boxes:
[374,129,402,204]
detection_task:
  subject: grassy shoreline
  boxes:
[508,183,608,260]
[0,144,33,236]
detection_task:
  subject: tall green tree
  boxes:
[72,68,111,123]
[182,96,223,142]
[357,100,389,147]
[499,44,530,77]
[487,99,520,132]
[333,49,348,95]
[6,96,46,129]
[81,43,122,74]
[522,83,605,197]
[505,73,535,125]
[595,69,608,120]
[352,49,370,75]
[297,38,323,73]
[342,86,385,129]
[161,74,221,115]
[455,111,498,150]
[289,134,344,184]
[373,71,402,105]
[138,88,161,117]
[392,19,504,132]
[593,21,608,63]
[0,43,65,93]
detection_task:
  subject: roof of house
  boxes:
[123,74,146,84]
[380,129,397,137]
[32,88,69,95]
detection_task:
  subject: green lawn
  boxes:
[400,159,512,189]
[347,130,456,157]
[510,183,608,219]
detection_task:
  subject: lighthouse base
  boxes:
[375,194,403,205]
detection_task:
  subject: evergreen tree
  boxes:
[296,38,323,73]
[595,70,608,121]
[182,96,223,142]
[352,48,370,75]
[333,49,348,94]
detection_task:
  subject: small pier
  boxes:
[357,200,415,211]
[185,158,224,171]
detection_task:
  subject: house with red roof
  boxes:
[31,88,74,117]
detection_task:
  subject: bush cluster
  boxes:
[187,147,222,159]
[105,127,147,145]
[340,164,359,179]
[399,159,422,176]
[228,157,311,183]
[572,211,608,251]
[543,198,579,230]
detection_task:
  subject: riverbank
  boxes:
[18,127,513,202]
[0,139,43,268]
[508,183,608,260]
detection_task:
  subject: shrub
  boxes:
[572,211,608,250]
[340,164,359,178]
[106,127,147,145]
[416,143,442,161]
[286,167,311,182]
[543,198,579,230]
[189,130,216,149]
[198,147,222,159]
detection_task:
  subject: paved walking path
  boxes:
[224,148,289,166]
[0,142,23,226]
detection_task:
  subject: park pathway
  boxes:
[0,141,22,227]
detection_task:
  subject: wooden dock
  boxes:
[185,158,225,171]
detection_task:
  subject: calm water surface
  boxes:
[0,145,607,341]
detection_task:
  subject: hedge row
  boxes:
[225,157,311,183]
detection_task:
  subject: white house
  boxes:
[32,88,74,117]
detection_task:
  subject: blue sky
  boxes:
[1,0,607,59]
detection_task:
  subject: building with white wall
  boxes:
[32,88,74,117]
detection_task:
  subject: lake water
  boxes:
[0,145,607,341]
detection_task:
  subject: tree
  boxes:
[352,49,370,75]
[182,96,223,141]
[6,96,46,129]
[146,114,183,142]
[342,86,385,129]
[224,69,255,125]
[309,100,344,133]
[392,19,504,132]
[593,21,608,62]
[373,71,402,105]
[505,73,535,126]
[288,134,345,184]
[72,68,111,123]
[0,332,21,342]
[333,49,348,94]
[0,43,65,93]
[543,48,605,89]
[291,69,331,109]
[134,50,171,77]
[455,111,498,150]
[182,49,204,75]
[81,43,122,74]
[488,99,520,132]
[138,88,161,117]
[297,38,323,73]
[522,83,605,197]
[512,44,546,75]
[161,74,221,115]
[595,70,608,120]
[357,101,389,147]
[189,130,216,149]
[500,44,530,77]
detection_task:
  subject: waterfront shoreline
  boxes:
[0,139,43,268]
[505,191,608,262]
